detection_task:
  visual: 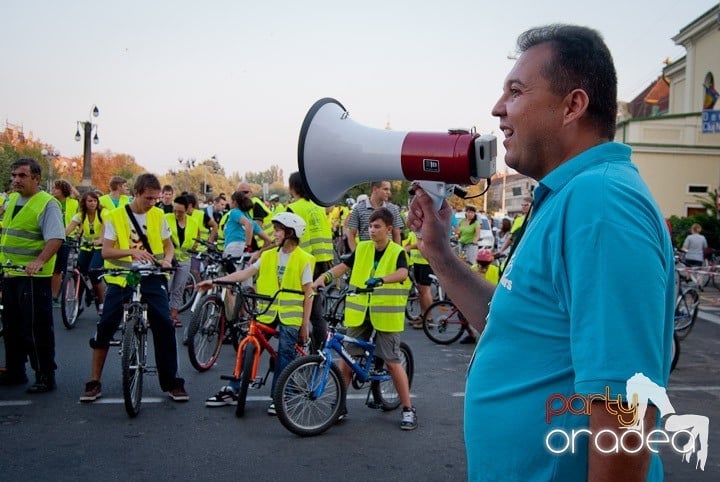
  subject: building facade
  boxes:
[617,5,720,217]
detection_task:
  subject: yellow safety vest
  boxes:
[403,231,428,266]
[165,213,199,262]
[103,206,165,287]
[0,191,60,277]
[189,208,209,241]
[98,194,129,213]
[345,241,409,332]
[62,197,79,227]
[79,212,103,252]
[288,198,333,263]
[256,246,315,326]
[216,211,230,251]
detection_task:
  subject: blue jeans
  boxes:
[92,276,183,392]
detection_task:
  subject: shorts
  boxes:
[346,315,402,363]
[413,263,433,286]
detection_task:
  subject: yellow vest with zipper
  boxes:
[79,212,103,251]
[0,191,60,277]
[165,213,199,262]
[345,241,410,332]
[256,247,315,326]
[288,198,334,263]
[104,206,165,287]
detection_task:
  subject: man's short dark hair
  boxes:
[185,193,198,207]
[11,158,42,177]
[109,176,128,191]
[288,171,309,199]
[133,173,161,195]
[53,179,72,197]
[516,24,617,140]
[173,195,189,209]
[369,207,393,226]
[162,185,174,193]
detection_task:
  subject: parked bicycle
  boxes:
[100,265,175,417]
[59,238,102,329]
[405,269,446,324]
[273,286,414,437]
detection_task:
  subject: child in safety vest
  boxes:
[198,212,314,415]
[464,249,500,344]
[312,207,417,431]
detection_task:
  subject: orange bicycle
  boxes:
[213,281,307,417]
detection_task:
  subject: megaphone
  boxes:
[298,97,496,209]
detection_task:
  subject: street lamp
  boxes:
[40,148,60,191]
[75,105,99,187]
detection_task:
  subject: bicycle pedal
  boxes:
[366,401,383,410]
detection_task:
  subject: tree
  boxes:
[89,151,145,192]
[244,164,284,185]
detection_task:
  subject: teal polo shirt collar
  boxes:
[533,142,632,208]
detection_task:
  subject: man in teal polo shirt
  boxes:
[408,25,674,481]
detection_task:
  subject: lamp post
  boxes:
[40,148,60,191]
[75,105,99,187]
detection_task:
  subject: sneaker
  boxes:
[400,406,417,431]
[0,371,28,386]
[80,380,102,402]
[336,406,348,423]
[97,304,104,316]
[459,334,477,345]
[169,385,189,402]
[205,387,237,407]
[27,373,56,394]
[267,403,276,416]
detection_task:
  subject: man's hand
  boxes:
[161,258,173,269]
[130,249,156,263]
[196,279,213,292]
[298,323,310,346]
[406,185,453,261]
[25,259,44,276]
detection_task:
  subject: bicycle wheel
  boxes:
[274,355,346,437]
[405,283,421,322]
[674,288,699,340]
[121,315,145,418]
[423,300,465,344]
[60,272,80,330]
[178,271,198,313]
[670,332,680,372]
[370,342,414,411]
[235,343,256,418]
[187,294,225,372]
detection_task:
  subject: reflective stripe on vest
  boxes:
[288,198,334,262]
[104,206,165,287]
[165,213,199,262]
[256,247,315,326]
[0,191,59,277]
[345,241,409,332]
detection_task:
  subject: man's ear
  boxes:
[562,88,590,126]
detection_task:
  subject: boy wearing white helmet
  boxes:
[198,212,315,413]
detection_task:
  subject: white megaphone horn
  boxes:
[298,97,496,209]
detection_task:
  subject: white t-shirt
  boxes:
[104,210,171,266]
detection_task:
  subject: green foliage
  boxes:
[244,164,284,185]
[693,189,718,219]
[669,213,720,249]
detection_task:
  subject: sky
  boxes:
[2,0,719,182]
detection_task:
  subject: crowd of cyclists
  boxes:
[0,159,528,431]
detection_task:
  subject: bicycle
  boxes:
[100,265,175,418]
[185,252,252,372]
[273,286,414,437]
[405,269,445,324]
[59,238,101,329]
[674,287,700,341]
[209,283,307,417]
[421,297,469,345]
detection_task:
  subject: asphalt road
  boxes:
[0,298,718,481]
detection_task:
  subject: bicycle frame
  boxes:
[234,321,279,383]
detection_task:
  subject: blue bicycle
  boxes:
[273,286,414,437]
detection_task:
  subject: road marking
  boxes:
[697,308,720,326]
[451,392,465,397]
[0,400,32,407]
[90,397,165,404]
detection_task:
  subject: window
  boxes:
[512,187,522,196]
[687,185,709,194]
